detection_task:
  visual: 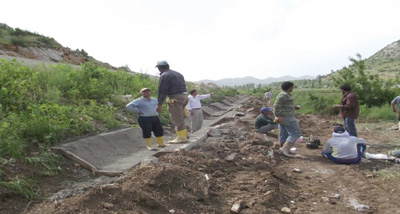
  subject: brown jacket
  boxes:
[339,92,359,119]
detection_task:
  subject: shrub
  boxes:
[10,37,28,47]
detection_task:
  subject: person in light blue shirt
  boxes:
[126,88,165,150]
[391,95,400,130]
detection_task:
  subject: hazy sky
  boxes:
[1,0,400,81]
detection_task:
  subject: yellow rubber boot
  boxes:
[144,138,153,150]
[155,136,166,147]
[168,129,188,144]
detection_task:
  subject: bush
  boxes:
[10,37,28,47]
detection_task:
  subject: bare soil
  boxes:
[7,97,400,214]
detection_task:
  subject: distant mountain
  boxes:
[199,75,315,87]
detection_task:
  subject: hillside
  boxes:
[365,40,400,78]
[0,23,117,70]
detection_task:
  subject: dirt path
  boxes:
[25,97,400,214]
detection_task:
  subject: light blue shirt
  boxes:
[126,97,158,117]
[391,96,400,108]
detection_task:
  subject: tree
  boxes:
[332,54,395,107]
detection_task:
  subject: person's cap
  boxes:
[260,107,272,112]
[140,88,150,92]
[333,126,346,133]
[155,60,169,67]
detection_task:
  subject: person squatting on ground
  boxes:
[273,81,302,157]
[126,88,165,150]
[155,60,189,144]
[322,126,366,164]
[391,94,400,130]
[333,84,359,137]
[254,107,278,134]
[265,89,272,105]
[186,90,214,132]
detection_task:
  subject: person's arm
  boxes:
[342,95,357,110]
[126,99,141,114]
[273,93,287,121]
[197,94,211,99]
[392,103,396,113]
[322,141,332,153]
[157,75,169,106]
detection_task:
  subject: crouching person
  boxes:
[126,88,166,150]
[322,126,366,164]
[255,107,278,134]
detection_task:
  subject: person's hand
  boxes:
[333,104,341,109]
[156,105,162,113]
[295,105,300,110]
[138,112,142,115]
[190,110,194,115]
[393,109,397,113]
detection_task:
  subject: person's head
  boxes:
[332,126,349,137]
[155,60,169,73]
[340,84,351,94]
[260,107,272,116]
[190,89,197,96]
[140,88,151,98]
[266,89,270,92]
[281,81,294,92]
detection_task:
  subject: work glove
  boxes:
[167,99,178,105]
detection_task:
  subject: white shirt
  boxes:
[187,94,211,110]
[265,92,272,98]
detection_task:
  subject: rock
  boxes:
[366,174,374,178]
[321,197,330,202]
[225,153,237,162]
[121,95,133,102]
[281,207,291,213]
[234,112,246,117]
[140,157,158,168]
[230,200,245,213]
[169,209,176,213]
[293,168,302,173]
[102,202,114,209]
[208,128,222,137]
[330,194,340,199]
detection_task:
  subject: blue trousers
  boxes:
[344,117,357,137]
[278,116,302,144]
[322,144,366,164]
[138,116,164,138]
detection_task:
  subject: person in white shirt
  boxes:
[186,90,214,132]
[265,89,272,105]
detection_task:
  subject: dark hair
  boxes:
[281,81,294,91]
[340,84,351,91]
[190,89,197,95]
[158,64,169,70]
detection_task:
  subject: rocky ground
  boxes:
[4,96,400,214]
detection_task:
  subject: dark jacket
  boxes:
[254,114,276,129]
[339,92,359,119]
[157,69,186,105]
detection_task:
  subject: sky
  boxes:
[1,0,400,81]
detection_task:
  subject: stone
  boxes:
[102,202,114,209]
[281,207,291,213]
[208,128,222,137]
[140,157,159,168]
[321,197,330,202]
[230,200,245,213]
[293,168,302,173]
[225,153,237,162]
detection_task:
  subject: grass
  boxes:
[373,169,400,181]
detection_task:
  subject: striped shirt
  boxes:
[273,91,295,117]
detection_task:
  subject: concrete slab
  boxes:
[201,106,225,117]
[210,102,229,110]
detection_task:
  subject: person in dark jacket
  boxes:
[333,84,360,137]
[255,107,278,134]
[155,60,189,144]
